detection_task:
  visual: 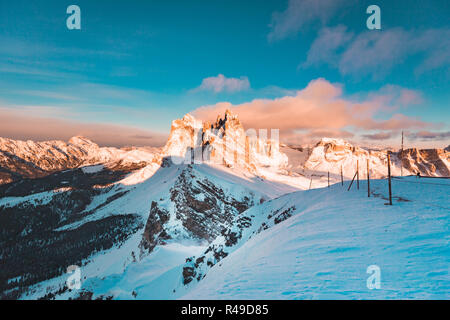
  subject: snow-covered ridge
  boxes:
[0,136,159,184]
[2,113,447,187]
[283,137,450,179]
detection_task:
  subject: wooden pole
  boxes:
[309,176,313,190]
[400,131,404,177]
[347,171,358,191]
[340,165,343,186]
[367,158,370,198]
[328,171,330,188]
[357,160,359,190]
[387,153,392,205]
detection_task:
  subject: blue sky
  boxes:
[0,0,448,147]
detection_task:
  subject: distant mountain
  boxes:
[282,138,450,180]
[0,136,159,185]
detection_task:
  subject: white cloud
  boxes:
[268,0,348,42]
[303,27,450,79]
[194,74,250,93]
[301,25,353,68]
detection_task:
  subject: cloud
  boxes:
[407,131,450,141]
[268,0,347,42]
[362,132,394,140]
[0,108,167,147]
[303,27,450,78]
[302,26,353,68]
[365,85,424,109]
[193,74,250,93]
[14,90,81,101]
[192,78,433,144]
[398,88,424,106]
[339,28,410,78]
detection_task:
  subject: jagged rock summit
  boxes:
[162,110,288,172]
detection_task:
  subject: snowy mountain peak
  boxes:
[162,111,288,172]
[0,136,157,184]
[68,136,98,147]
[316,137,348,146]
[317,137,359,149]
[284,136,450,180]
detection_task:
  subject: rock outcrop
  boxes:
[162,110,288,172]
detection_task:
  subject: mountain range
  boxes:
[0,110,448,299]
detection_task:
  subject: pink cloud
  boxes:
[192,78,435,144]
[362,132,394,141]
[0,108,167,147]
[398,88,423,106]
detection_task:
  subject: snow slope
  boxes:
[17,160,306,300]
[182,176,450,299]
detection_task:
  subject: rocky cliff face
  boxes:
[181,195,297,286]
[398,148,450,177]
[285,138,450,179]
[138,164,259,258]
[163,110,288,172]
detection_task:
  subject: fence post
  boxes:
[357,160,359,190]
[347,171,358,191]
[367,158,370,198]
[387,153,393,205]
[340,165,343,186]
[328,171,330,188]
[309,176,313,190]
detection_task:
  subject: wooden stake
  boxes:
[347,171,358,191]
[357,160,359,190]
[309,176,313,190]
[400,131,404,177]
[367,158,370,198]
[340,165,343,186]
[328,171,330,188]
[387,153,393,205]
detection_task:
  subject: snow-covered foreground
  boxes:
[81,243,207,300]
[181,176,449,299]
[74,176,449,300]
